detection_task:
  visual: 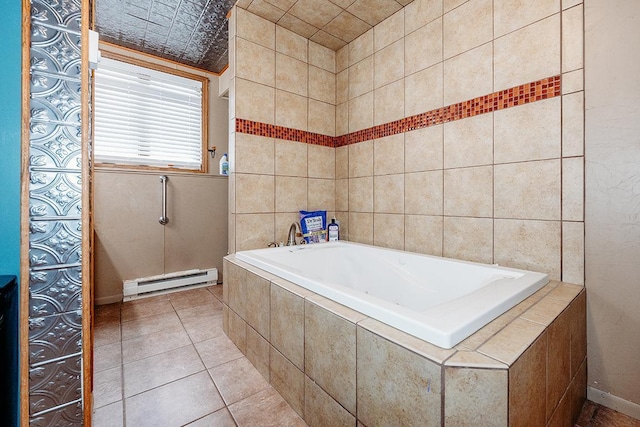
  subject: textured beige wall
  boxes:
[94,45,229,304]
[585,0,640,417]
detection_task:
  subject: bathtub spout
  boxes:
[287,222,300,246]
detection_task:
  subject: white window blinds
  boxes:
[94,57,204,170]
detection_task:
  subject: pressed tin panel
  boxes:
[28,0,86,423]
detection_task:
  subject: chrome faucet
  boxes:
[287,222,300,246]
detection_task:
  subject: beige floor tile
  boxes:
[168,287,219,311]
[185,408,237,427]
[228,386,306,427]
[207,284,224,301]
[121,327,192,364]
[176,301,223,319]
[125,371,225,427]
[123,345,204,398]
[209,357,271,406]
[195,334,245,369]
[121,311,184,341]
[92,400,123,427]
[181,312,225,343]
[94,319,121,347]
[94,341,121,373]
[93,365,122,409]
[121,295,174,322]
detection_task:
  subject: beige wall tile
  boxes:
[235,213,275,251]
[278,12,318,40]
[305,299,358,414]
[508,334,547,427]
[562,92,584,157]
[349,176,374,212]
[563,0,582,9]
[336,102,349,135]
[336,69,349,105]
[569,291,586,378]
[236,174,275,213]
[288,0,342,28]
[444,367,508,425]
[494,97,561,163]
[275,212,303,243]
[275,90,308,131]
[562,221,584,285]
[374,174,404,214]
[375,39,404,89]
[444,166,493,217]
[228,308,247,353]
[349,139,374,177]
[237,7,276,50]
[270,347,304,417]
[336,45,349,72]
[374,79,405,125]
[405,171,443,215]
[310,31,349,51]
[235,134,274,175]
[309,66,336,104]
[349,28,374,66]
[357,327,441,426]
[336,145,349,179]
[276,53,308,97]
[494,219,561,279]
[546,307,571,421]
[494,14,561,91]
[348,92,374,132]
[308,144,336,179]
[374,133,404,175]
[246,326,270,379]
[562,5,583,72]
[235,79,275,124]
[373,213,405,250]
[309,41,335,72]
[270,284,305,369]
[562,157,584,221]
[349,55,374,99]
[304,375,356,427]
[227,262,246,316]
[443,0,493,59]
[276,139,308,177]
[375,8,404,51]
[247,0,287,21]
[494,0,560,38]
[236,38,275,87]
[347,0,402,27]
[276,25,308,62]
[405,0,443,35]
[405,18,442,76]
[324,11,371,44]
[245,270,271,339]
[336,178,349,211]
[308,99,336,136]
[405,63,443,117]
[443,0,466,13]
[308,178,335,211]
[443,216,493,263]
[405,125,443,172]
[444,113,493,169]
[349,212,374,244]
[494,159,561,220]
[404,215,443,256]
[443,42,492,106]
[275,176,307,213]
[561,69,583,94]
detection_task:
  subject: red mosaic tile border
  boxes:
[236,75,561,148]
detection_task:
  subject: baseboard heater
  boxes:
[123,268,218,301]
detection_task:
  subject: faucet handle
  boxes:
[267,241,278,248]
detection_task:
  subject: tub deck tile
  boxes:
[477,317,546,366]
[444,350,508,369]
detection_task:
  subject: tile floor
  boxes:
[93,285,639,427]
[92,285,306,427]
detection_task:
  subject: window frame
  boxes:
[93,51,210,174]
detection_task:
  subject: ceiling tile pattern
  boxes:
[94,0,410,73]
[237,0,411,50]
[94,0,236,73]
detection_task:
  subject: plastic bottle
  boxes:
[219,153,229,176]
[327,218,339,242]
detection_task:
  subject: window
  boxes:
[94,54,208,172]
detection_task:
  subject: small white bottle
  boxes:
[219,153,229,176]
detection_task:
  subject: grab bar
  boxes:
[159,175,169,225]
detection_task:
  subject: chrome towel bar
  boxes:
[159,175,169,225]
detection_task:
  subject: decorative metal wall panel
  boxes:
[28,0,85,424]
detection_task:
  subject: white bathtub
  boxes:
[235,241,548,348]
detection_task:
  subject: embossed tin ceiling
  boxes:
[93,0,411,73]
[94,0,236,73]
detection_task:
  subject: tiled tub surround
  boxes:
[228,2,585,286]
[223,256,587,426]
